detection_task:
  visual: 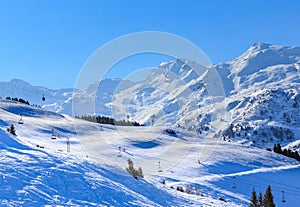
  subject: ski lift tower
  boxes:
[66,137,70,153]
[232,177,236,189]
[151,114,155,126]
[158,161,163,172]
[282,190,286,203]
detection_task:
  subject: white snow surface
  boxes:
[1,99,300,206]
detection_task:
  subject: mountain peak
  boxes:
[249,42,272,51]
[229,43,300,78]
[9,78,31,86]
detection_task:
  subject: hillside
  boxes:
[1,99,300,206]
[0,99,222,206]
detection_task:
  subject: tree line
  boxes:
[76,115,144,126]
[273,143,300,161]
[249,185,275,207]
[5,97,30,105]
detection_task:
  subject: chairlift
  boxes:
[232,177,236,189]
[117,147,122,157]
[18,115,24,124]
[158,161,163,172]
[51,129,55,139]
[42,94,45,102]
[51,128,57,139]
[282,190,286,203]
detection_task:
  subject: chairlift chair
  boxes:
[232,177,236,189]
[117,147,122,157]
[18,115,24,124]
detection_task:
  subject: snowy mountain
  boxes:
[0,79,74,113]
[107,43,300,149]
[216,43,300,148]
[0,78,134,116]
[1,43,299,151]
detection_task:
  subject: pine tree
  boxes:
[249,188,258,207]
[264,185,275,207]
[137,167,144,178]
[126,159,143,179]
[258,191,263,207]
[273,144,278,153]
[8,124,16,136]
[276,144,282,154]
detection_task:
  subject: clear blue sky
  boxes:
[0,0,299,89]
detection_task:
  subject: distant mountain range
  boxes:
[1,43,299,149]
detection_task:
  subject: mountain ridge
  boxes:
[1,42,299,149]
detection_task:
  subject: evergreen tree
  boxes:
[249,188,258,207]
[126,159,143,179]
[137,167,144,178]
[8,124,16,136]
[176,186,184,192]
[258,191,263,207]
[264,185,275,207]
[277,144,282,154]
[273,144,277,153]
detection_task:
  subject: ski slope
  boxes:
[1,99,300,206]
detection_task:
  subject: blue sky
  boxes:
[0,0,299,89]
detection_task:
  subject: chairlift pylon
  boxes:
[232,177,236,189]
[158,161,163,172]
[282,190,286,203]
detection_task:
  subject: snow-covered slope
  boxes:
[1,98,300,206]
[0,99,224,206]
[217,43,300,149]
